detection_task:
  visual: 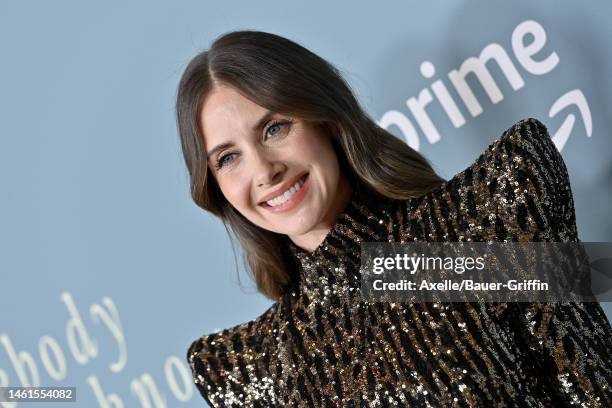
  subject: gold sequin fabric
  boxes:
[187,118,612,407]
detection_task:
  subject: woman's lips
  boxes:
[258,172,308,204]
[260,173,310,213]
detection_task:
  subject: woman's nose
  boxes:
[252,151,284,187]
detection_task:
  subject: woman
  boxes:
[177,30,612,407]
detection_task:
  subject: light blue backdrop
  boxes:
[1,1,610,407]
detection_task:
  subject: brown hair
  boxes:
[176,30,444,301]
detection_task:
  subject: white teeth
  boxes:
[266,176,306,207]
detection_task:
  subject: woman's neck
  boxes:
[287,174,353,253]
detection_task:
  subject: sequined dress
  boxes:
[187,118,612,407]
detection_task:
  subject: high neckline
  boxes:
[282,185,398,291]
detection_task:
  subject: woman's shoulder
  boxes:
[452,117,561,185]
[186,301,282,405]
[403,117,577,241]
[473,117,569,203]
[472,117,561,174]
[187,300,280,361]
[438,117,569,202]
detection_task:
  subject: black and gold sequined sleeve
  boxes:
[391,117,611,406]
[436,117,612,405]
[187,304,283,407]
[482,118,612,405]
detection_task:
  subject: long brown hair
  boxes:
[176,30,444,301]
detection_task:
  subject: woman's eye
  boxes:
[216,153,235,169]
[215,121,291,170]
[266,123,281,138]
[265,121,290,139]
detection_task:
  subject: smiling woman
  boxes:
[175,30,443,302]
[199,84,353,252]
[176,30,612,407]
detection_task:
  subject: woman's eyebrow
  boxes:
[252,110,275,132]
[206,142,233,161]
[206,110,276,160]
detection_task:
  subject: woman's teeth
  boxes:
[266,176,306,207]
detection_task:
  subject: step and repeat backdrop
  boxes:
[1,1,611,407]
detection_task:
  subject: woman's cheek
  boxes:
[238,182,253,210]
[218,177,241,208]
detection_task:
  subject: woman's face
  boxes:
[200,84,352,251]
